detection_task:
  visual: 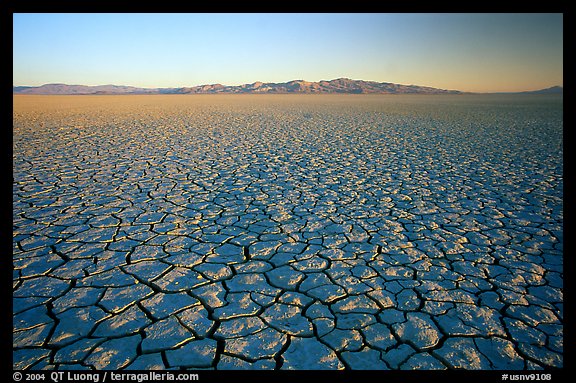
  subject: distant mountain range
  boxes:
[516,86,563,95]
[12,79,562,95]
[13,78,463,95]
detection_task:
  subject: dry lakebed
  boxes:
[13,94,563,370]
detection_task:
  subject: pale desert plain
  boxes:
[13,94,563,370]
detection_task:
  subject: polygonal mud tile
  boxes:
[432,337,492,369]
[213,292,262,320]
[140,291,200,320]
[152,267,208,292]
[506,304,560,327]
[92,304,151,338]
[49,306,109,346]
[269,252,298,267]
[377,265,415,281]
[52,287,105,314]
[306,284,347,304]
[401,352,447,370]
[334,275,374,295]
[477,291,506,311]
[361,322,397,351]
[66,227,117,244]
[261,303,314,336]
[298,272,332,292]
[473,337,524,369]
[380,343,417,369]
[163,250,205,268]
[141,316,194,353]
[423,288,476,304]
[125,353,166,370]
[422,300,454,316]
[215,316,267,339]
[191,282,227,309]
[233,260,273,274]
[13,276,70,298]
[14,253,65,278]
[517,341,562,368]
[341,347,390,370]
[331,294,380,314]
[129,245,169,262]
[78,267,137,288]
[318,248,356,261]
[291,257,329,272]
[249,240,283,260]
[435,304,505,337]
[351,264,378,279]
[528,285,563,303]
[277,242,307,254]
[13,296,51,315]
[225,273,280,295]
[537,323,562,353]
[13,305,52,331]
[18,234,59,251]
[504,317,547,347]
[250,291,278,306]
[313,317,336,337]
[392,312,442,350]
[265,265,305,290]
[14,324,53,348]
[13,348,52,370]
[277,291,314,307]
[165,338,217,368]
[134,211,166,225]
[121,260,172,282]
[217,355,276,370]
[50,259,95,279]
[87,215,121,228]
[281,336,344,370]
[335,312,375,330]
[24,356,54,370]
[83,251,130,275]
[321,328,363,352]
[53,337,105,364]
[163,235,201,255]
[204,243,245,264]
[395,289,421,311]
[225,327,286,360]
[85,334,141,369]
[194,262,234,281]
[176,305,215,338]
[305,301,334,320]
[107,238,143,252]
[99,284,155,314]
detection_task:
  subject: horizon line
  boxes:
[12,78,564,95]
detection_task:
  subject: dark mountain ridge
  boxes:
[13,79,562,95]
[518,86,563,94]
[13,78,463,95]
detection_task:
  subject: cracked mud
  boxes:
[13,94,563,370]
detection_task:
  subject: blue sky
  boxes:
[13,13,563,92]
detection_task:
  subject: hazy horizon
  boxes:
[13,13,563,93]
[11,78,564,94]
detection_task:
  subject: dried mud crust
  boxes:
[13,94,563,370]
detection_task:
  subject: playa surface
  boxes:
[13,94,563,370]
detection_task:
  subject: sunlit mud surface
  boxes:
[13,94,563,370]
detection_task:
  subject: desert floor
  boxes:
[13,94,563,370]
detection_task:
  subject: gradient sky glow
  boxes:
[13,13,563,92]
